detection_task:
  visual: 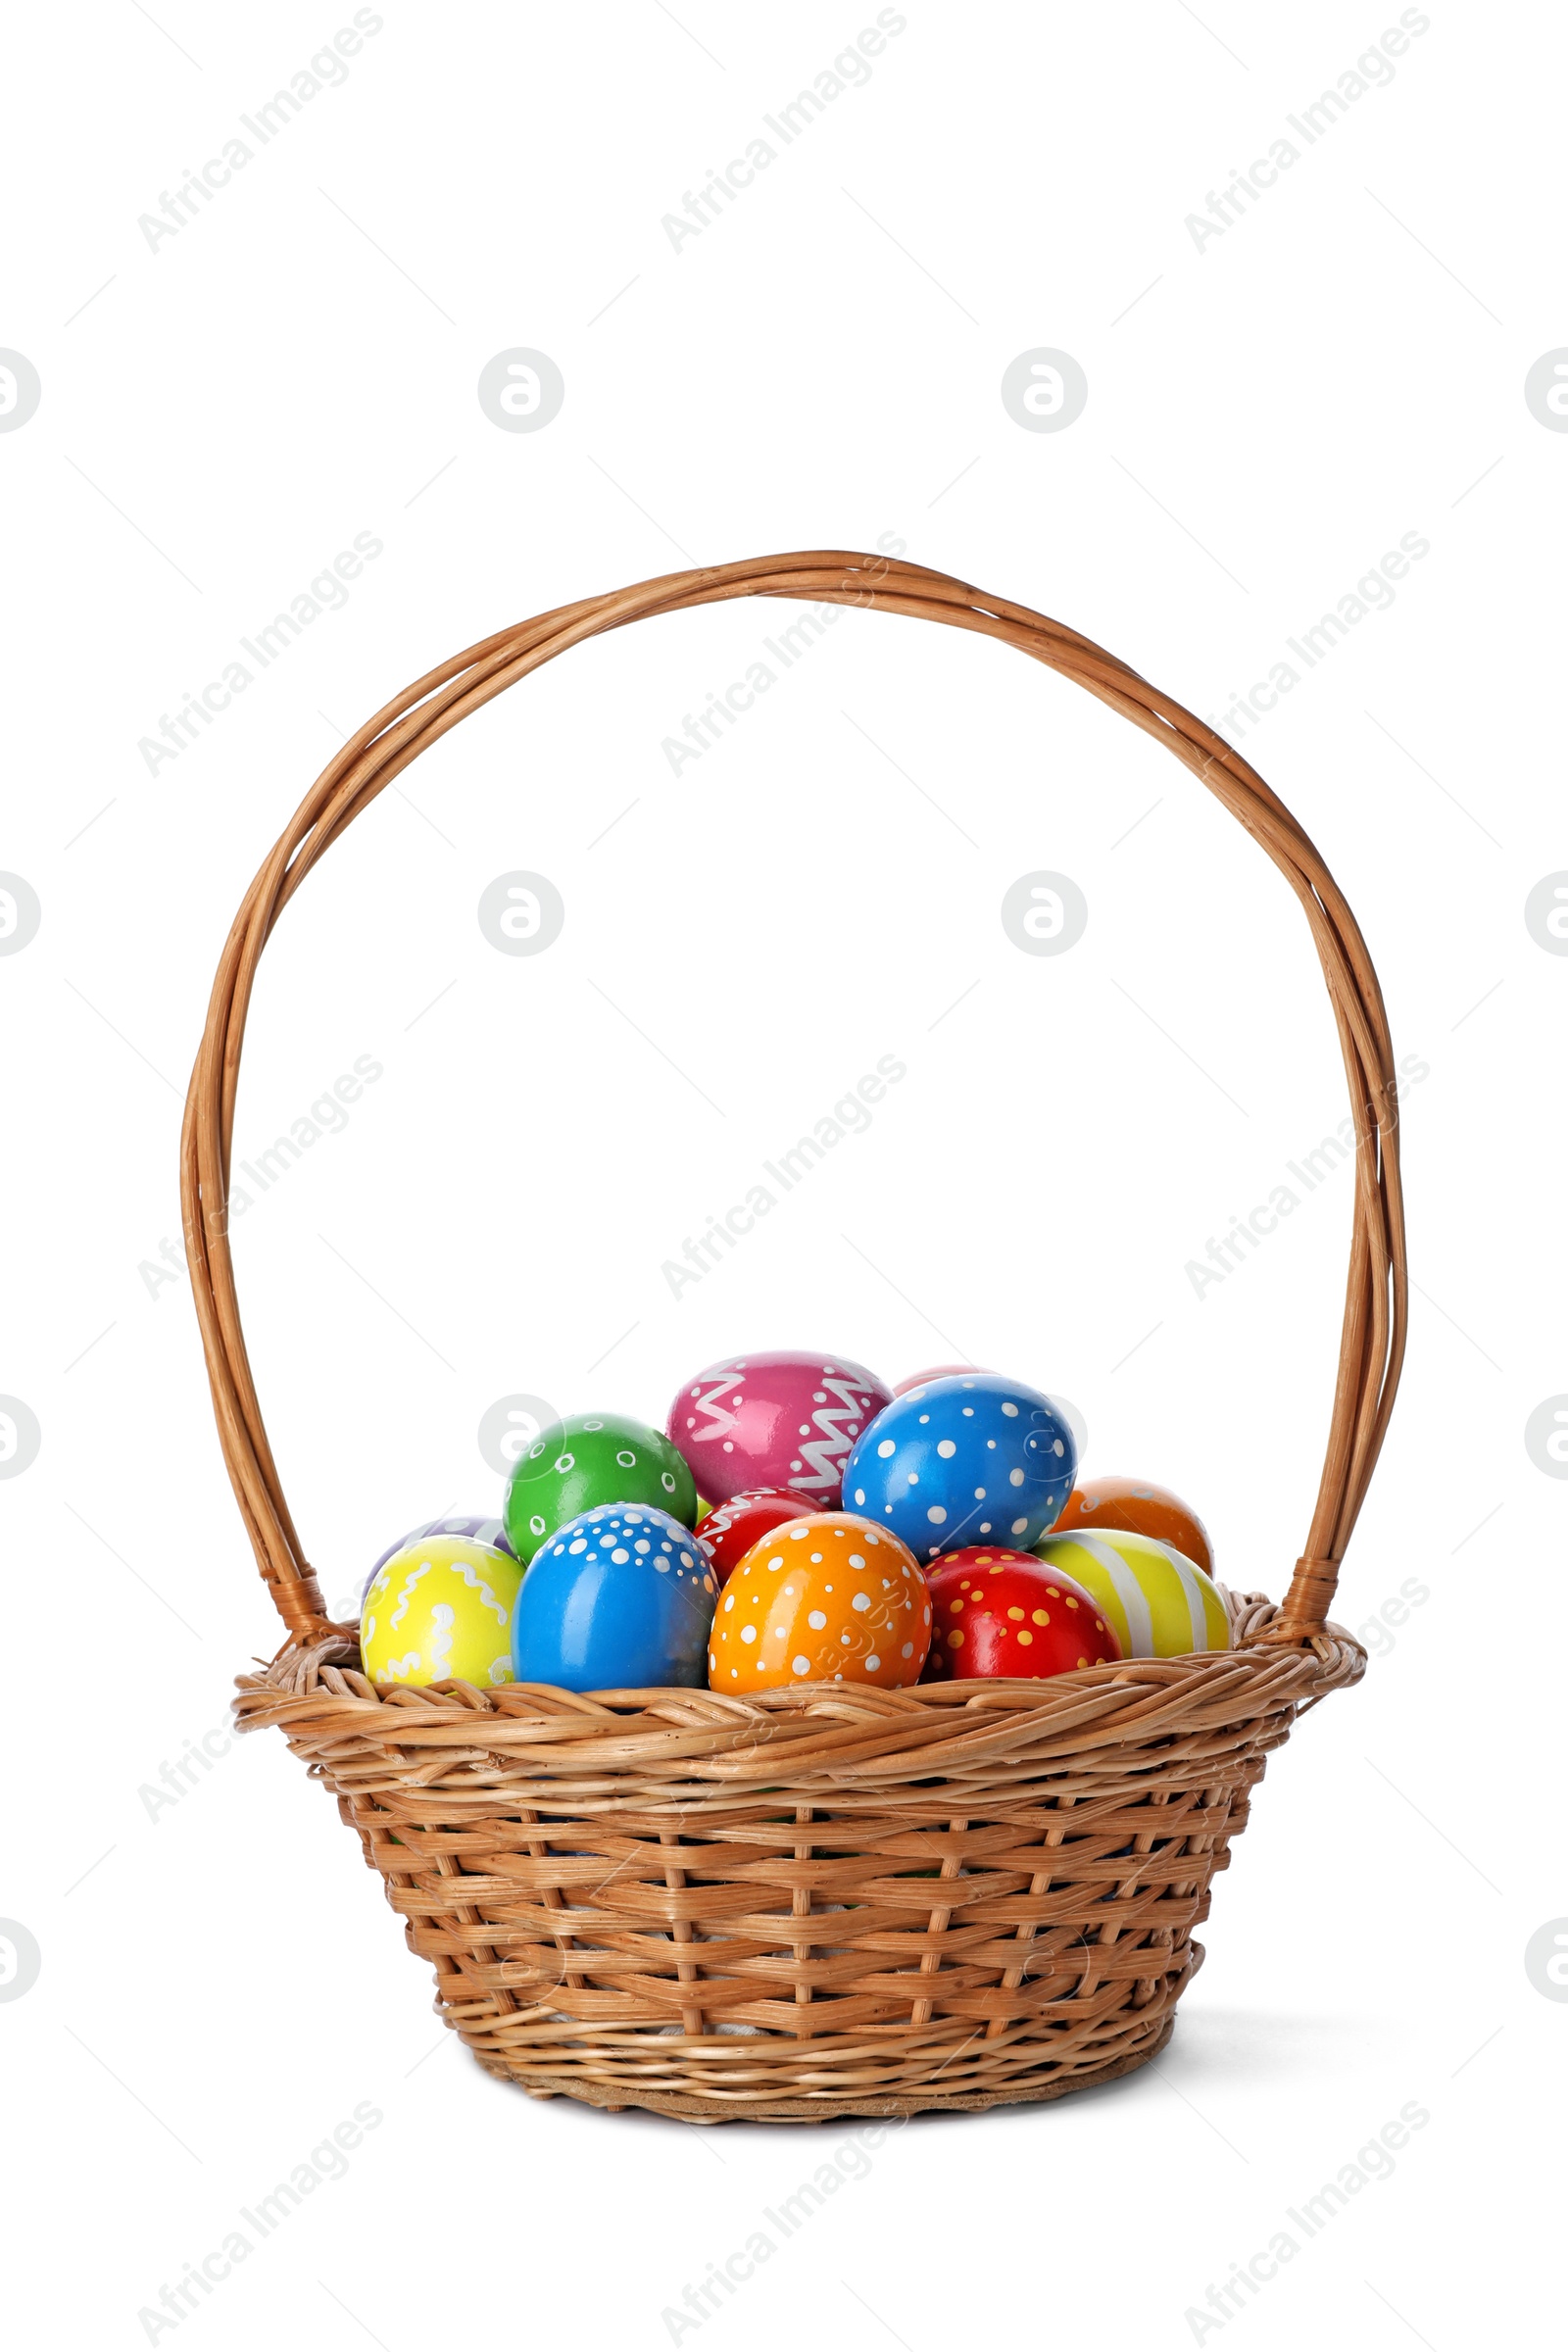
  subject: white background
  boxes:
[2,2,1563,2344]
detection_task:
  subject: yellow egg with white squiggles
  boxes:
[360,1536,523,1688]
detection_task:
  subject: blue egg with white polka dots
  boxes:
[512,1504,717,1690]
[842,1374,1078,1564]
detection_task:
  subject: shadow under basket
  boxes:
[189,554,1406,2125]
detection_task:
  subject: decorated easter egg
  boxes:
[364,1514,514,1603]
[667,1350,892,1508]
[361,1535,523,1688]
[843,1373,1078,1564]
[694,1488,818,1586]
[512,1504,715,1690]
[920,1547,1121,1682]
[708,1512,930,1690]
[504,1411,697,1564]
[893,1363,990,1395]
[895,1372,1088,1466]
[1054,1475,1214,1577]
[1033,1528,1230,1657]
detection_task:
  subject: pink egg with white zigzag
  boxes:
[666,1350,893,1508]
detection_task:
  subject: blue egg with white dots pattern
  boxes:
[842,1373,1078,1564]
[512,1503,717,1690]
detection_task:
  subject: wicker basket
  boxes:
[189,553,1405,2123]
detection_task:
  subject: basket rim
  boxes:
[234,1591,1364,1783]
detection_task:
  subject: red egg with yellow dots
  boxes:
[693,1489,818,1587]
[708,1512,931,1691]
[920,1546,1122,1682]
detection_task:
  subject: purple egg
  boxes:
[362,1514,515,1603]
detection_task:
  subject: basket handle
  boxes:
[181,552,1406,1652]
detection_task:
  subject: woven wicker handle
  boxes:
[181,552,1406,1650]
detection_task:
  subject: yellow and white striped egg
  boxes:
[361,1535,523,1688]
[1032,1528,1229,1658]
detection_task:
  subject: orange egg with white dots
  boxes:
[920,1546,1123,1682]
[708,1512,931,1691]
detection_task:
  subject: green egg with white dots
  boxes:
[503,1410,698,1564]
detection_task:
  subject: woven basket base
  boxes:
[236,1600,1363,2127]
[476,2013,1177,2124]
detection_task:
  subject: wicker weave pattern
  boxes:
[235,1593,1362,2118]
[193,554,1404,2120]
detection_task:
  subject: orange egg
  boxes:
[707,1512,931,1691]
[1054,1475,1214,1577]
